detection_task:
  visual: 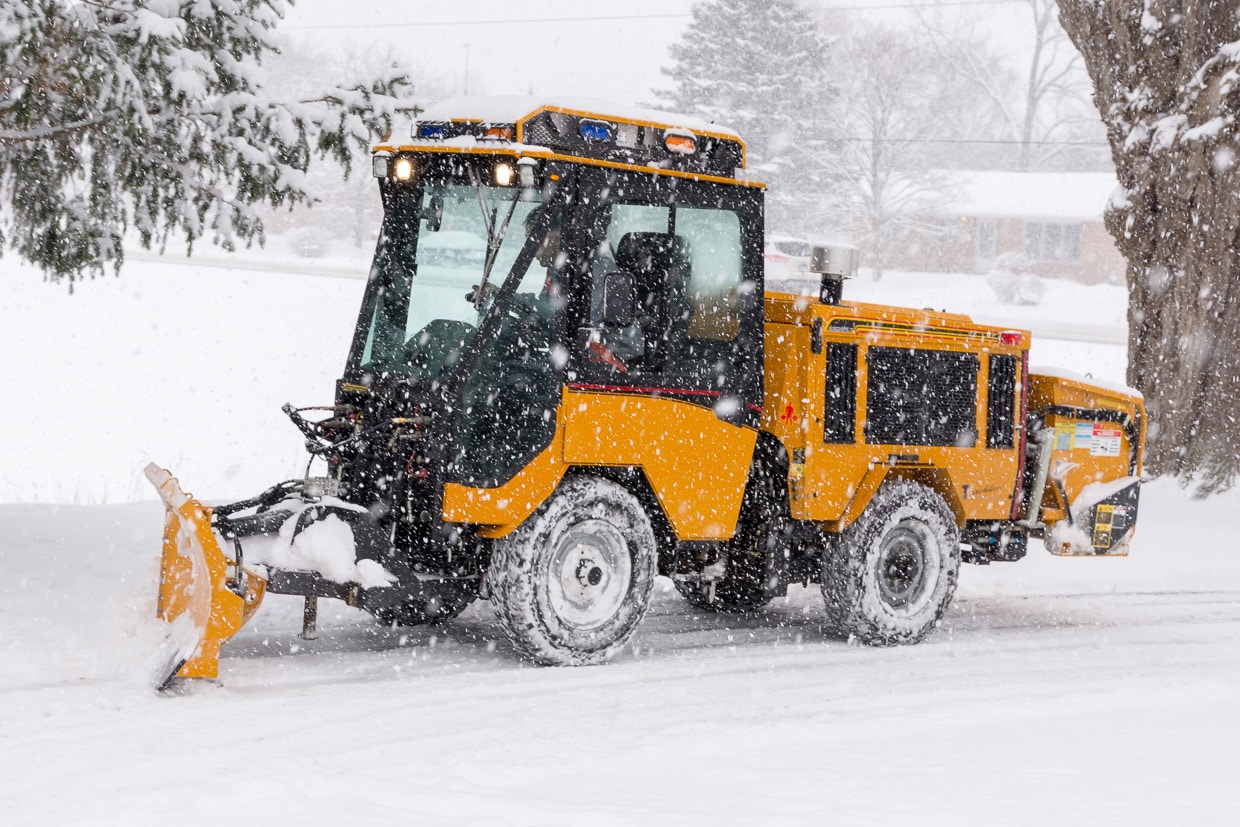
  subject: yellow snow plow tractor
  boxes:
[149,97,1145,686]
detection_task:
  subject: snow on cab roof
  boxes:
[416,95,741,140]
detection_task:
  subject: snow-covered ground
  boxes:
[1,481,1237,824]
[2,246,1236,824]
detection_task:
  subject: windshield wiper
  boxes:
[467,167,521,306]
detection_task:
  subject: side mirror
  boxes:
[600,271,635,327]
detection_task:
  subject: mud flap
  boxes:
[1046,477,1141,557]
[146,464,266,687]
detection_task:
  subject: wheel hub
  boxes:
[547,519,632,631]
[875,521,935,611]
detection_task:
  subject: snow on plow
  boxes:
[146,463,266,688]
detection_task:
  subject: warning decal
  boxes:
[1090,424,1122,457]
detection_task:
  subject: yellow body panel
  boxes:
[442,388,757,541]
[561,389,756,540]
[442,441,568,539]
[762,293,1028,529]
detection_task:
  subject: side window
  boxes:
[675,207,743,341]
[580,178,756,395]
[605,205,671,255]
[986,354,1018,449]
[585,204,671,374]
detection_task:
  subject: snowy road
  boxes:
[2,481,1238,825]
[3,253,1234,822]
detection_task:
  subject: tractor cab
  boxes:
[144,98,773,682]
[340,97,767,547]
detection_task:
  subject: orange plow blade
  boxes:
[146,463,266,687]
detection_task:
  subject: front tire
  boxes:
[821,480,960,645]
[486,476,657,665]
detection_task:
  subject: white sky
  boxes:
[279,0,1037,105]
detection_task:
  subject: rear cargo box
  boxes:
[1026,369,1145,556]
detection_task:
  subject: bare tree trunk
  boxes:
[1059,1,1240,489]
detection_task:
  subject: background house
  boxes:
[893,172,1127,284]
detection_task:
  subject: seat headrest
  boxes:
[615,232,688,274]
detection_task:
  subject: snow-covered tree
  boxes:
[655,0,831,234]
[919,0,1099,171]
[258,40,449,250]
[1058,1,1240,490]
[818,25,956,279]
[0,0,418,284]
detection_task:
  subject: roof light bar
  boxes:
[579,120,612,142]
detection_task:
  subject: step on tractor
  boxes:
[148,97,1145,687]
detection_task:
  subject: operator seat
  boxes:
[615,232,692,372]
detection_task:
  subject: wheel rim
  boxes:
[875,520,938,613]
[547,519,632,631]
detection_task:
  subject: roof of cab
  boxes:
[415,95,741,141]
[372,95,756,185]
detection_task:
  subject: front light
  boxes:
[371,156,389,178]
[393,157,415,181]
[494,163,514,186]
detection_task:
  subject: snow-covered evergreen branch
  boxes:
[0,0,420,283]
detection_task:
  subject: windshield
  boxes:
[354,180,549,378]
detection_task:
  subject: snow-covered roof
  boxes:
[416,95,741,140]
[940,171,1120,222]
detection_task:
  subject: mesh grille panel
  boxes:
[865,347,979,447]
[987,354,1018,449]
[823,343,858,444]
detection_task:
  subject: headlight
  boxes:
[393,157,415,181]
[494,163,514,186]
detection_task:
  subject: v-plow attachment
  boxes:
[146,463,266,688]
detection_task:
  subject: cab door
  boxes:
[559,169,765,541]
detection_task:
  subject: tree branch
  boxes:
[0,116,103,145]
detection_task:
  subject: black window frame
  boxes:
[569,167,766,426]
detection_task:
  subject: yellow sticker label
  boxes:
[1092,503,1115,548]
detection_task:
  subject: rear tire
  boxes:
[821,480,960,645]
[486,476,657,665]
